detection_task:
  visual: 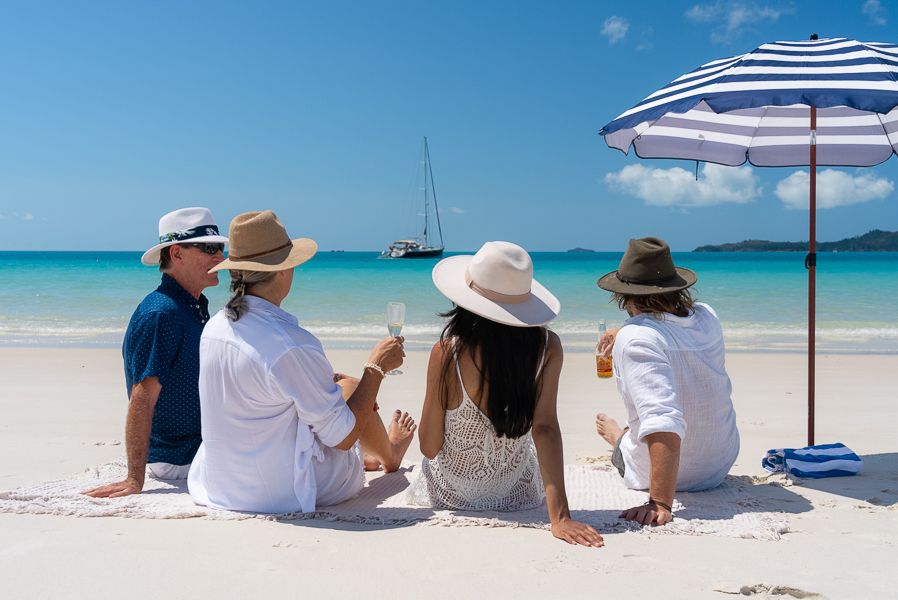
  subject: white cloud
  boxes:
[600,16,629,45]
[775,169,894,210]
[863,0,887,25]
[605,163,761,207]
[685,3,718,22]
[0,211,35,221]
[438,206,465,214]
[685,1,791,43]
[635,26,654,52]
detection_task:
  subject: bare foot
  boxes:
[363,455,382,472]
[383,410,417,472]
[595,413,624,447]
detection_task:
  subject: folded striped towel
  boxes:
[762,442,863,478]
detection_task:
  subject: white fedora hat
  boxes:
[432,241,560,327]
[141,207,230,266]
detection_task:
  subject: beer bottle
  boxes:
[596,319,613,378]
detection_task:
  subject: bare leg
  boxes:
[336,376,417,472]
[357,409,416,473]
[595,413,624,448]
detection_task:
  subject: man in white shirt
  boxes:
[188,211,416,514]
[594,237,739,526]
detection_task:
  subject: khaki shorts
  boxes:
[147,462,191,480]
[611,435,626,478]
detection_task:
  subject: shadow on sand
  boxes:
[784,452,898,507]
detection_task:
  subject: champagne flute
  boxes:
[386,302,406,375]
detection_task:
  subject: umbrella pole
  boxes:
[807,106,817,446]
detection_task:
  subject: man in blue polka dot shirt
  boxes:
[85,207,228,498]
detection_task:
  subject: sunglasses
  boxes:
[183,243,225,255]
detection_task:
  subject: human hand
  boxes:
[83,477,144,498]
[599,327,620,357]
[619,500,674,526]
[550,518,605,547]
[368,336,405,374]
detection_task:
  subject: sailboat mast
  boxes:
[424,137,444,249]
[422,137,429,247]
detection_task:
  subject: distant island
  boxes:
[567,247,595,253]
[694,229,898,252]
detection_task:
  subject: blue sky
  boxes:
[1,0,896,252]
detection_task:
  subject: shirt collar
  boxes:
[243,294,298,326]
[159,274,210,322]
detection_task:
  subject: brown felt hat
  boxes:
[597,237,696,295]
[209,210,317,273]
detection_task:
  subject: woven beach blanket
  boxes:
[0,461,788,540]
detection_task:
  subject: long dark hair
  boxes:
[440,306,546,439]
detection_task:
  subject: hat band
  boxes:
[464,269,530,304]
[159,225,220,244]
[616,271,679,286]
[228,240,294,261]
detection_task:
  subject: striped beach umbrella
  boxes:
[600,36,898,445]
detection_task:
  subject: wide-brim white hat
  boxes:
[141,207,229,266]
[432,241,560,327]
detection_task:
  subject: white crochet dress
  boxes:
[406,339,546,511]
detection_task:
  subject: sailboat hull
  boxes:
[381,245,444,259]
[395,247,443,258]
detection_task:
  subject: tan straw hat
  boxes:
[432,241,560,327]
[210,210,317,273]
[597,237,696,295]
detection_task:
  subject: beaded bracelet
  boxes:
[363,362,386,378]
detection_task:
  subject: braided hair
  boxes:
[225,269,277,321]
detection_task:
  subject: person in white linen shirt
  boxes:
[593,237,739,527]
[188,211,417,514]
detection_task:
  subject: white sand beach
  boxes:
[1,347,896,599]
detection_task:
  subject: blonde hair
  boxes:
[611,289,695,317]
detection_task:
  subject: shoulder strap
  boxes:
[451,338,469,400]
[535,328,549,380]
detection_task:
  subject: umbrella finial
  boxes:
[810,33,818,40]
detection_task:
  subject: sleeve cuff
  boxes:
[314,404,357,448]
[637,416,686,442]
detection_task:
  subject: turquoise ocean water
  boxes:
[2,251,896,353]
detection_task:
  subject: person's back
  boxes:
[407,336,546,511]
[614,303,739,491]
[408,241,603,547]
[188,210,415,516]
[595,236,742,527]
[191,299,327,513]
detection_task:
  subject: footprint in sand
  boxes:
[713,583,827,598]
[580,455,615,471]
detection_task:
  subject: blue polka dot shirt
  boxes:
[123,274,210,466]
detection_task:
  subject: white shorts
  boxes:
[313,443,365,507]
[147,462,192,480]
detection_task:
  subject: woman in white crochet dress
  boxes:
[407,241,603,547]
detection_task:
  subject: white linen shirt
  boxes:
[613,302,739,492]
[188,296,358,513]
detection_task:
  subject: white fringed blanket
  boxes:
[0,461,788,540]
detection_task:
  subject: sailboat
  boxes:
[381,137,445,259]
